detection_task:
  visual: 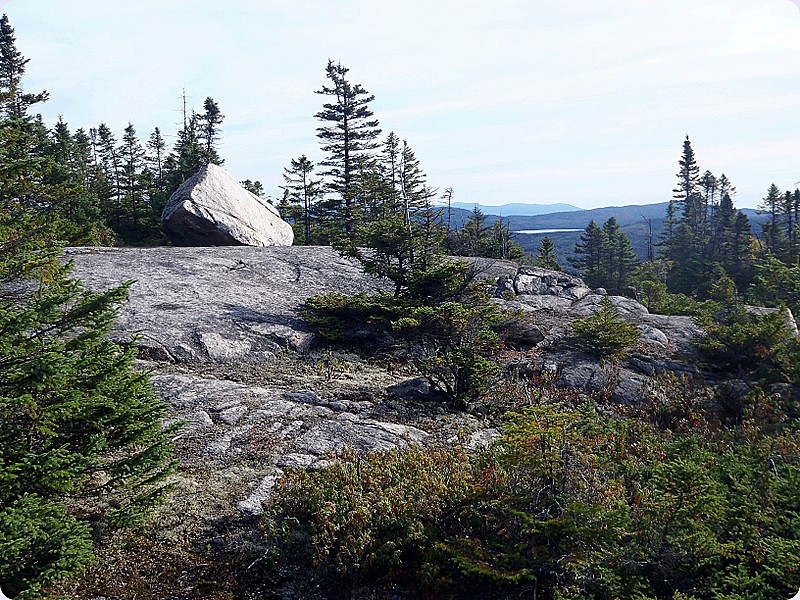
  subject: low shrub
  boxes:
[264,444,475,591]
[571,296,640,358]
[304,281,511,405]
[693,308,793,379]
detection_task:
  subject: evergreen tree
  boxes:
[783,190,796,264]
[118,122,146,229]
[441,187,454,235]
[673,135,701,233]
[0,15,109,245]
[241,179,266,197]
[381,131,401,202]
[602,217,639,295]
[486,219,523,260]
[44,120,109,243]
[315,60,381,239]
[571,219,637,293]
[731,210,753,285]
[699,169,717,238]
[280,154,322,245]
[164,112,204,193]
[0,19,175,593]
[0,220,176,597]
[713,191,737,268]
[197,96,224,166]
[145,127,167,212]
[460,206,491,256]
[92,124,122,223]
[0,14,48,121]
[662,137,719,295]
[660,199,678,250]
[570,220,607,289]
[571,296,640,358]
[536,236,560,270]
[759,183,783,254]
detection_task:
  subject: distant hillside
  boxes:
[442,202,767,267]
[506,202,670,229]
[508,204,767,265]
[445,202,580,216]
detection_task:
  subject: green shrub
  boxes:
[693,308,793,379]
[264,444,474,590]
[305,280,510,405]
[263,390,800,599]
[571,296,640,358]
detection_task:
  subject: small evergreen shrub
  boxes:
[571,296,640,358]
[693,308,792,378]
[0,244,176,596]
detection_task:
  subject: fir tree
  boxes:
[571,296,640,358]
[0,222,176,597]
[0,19,175,592]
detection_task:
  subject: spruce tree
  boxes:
[119,123,146,229]
[92,124,122,224]
[198,96,224,166]
[163,112,204,192]
[537,236,560,270]
[673,136,701,231]
[602,217,638,295]
[0,14,48,121]
[145,127,169,220]
[460,206,491,257]
[315,60,381,239]
[381,132,401,201]
[759,183,783,254]
[570,220,607,289]
[280,154,322,245]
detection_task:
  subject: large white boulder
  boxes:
[162,164,294,247]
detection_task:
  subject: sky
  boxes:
[6,0,800,209]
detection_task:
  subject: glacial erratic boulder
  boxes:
[162,163,294,247]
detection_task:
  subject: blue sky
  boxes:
[7,0,800,209]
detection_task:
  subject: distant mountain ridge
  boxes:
[443,201,766,265]
[445,202,580,216]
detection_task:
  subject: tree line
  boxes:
[0,13,229,246]
[562,135,800,316]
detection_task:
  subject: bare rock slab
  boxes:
[162,163,294,247]
[66,246,389,364]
